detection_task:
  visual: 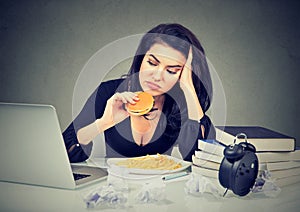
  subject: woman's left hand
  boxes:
[179,47,194,90]
[179,46,204,121]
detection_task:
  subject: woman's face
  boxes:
[139,43,186,96]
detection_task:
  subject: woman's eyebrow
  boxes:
[149,54,183,68]
[149,54,160,63]
[167,64,183,68]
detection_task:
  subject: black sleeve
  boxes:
[62,123,92,163]
[62,79,123,162]
[178,115,216,162]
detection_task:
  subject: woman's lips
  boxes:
[145,81,161,90]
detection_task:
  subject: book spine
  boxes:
[191,165,219,179]
[265,161,300,171]
[216,127,295,152]
[192,155,220,170]
[275,175,300,187]
[257,151,300,163]
[194,151,223,163]
[269,167,300,179]
[215,128,235,146]
[197,138,297,162]
[198,139,224,156]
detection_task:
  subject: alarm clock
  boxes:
[219,133,259,196]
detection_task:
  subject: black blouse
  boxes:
[62,78,215,162]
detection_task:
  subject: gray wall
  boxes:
[1,0,299,145]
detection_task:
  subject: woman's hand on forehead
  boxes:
[179,47,194,89]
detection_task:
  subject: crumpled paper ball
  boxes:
[184,173,223,197]
[251,170,281,198]
[83,179,129,209]
[135,180,166,203]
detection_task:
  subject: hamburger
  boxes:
[126,92,154,116]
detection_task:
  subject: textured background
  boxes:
[1,0,299,145]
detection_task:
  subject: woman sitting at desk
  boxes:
[63,23,215,162]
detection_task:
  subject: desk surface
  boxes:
[1,173,300,212]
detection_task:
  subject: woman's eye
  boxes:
[167,69,177,75]
[147,60,157,66]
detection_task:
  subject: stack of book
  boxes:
[191,126,299,188]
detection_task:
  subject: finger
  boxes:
[113,92,138,104]
[184,47,193,70]
[112,93,127,103]
[123,92,139,104]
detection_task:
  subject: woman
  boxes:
[63,23,215,162]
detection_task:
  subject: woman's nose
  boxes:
[152,67,163,81]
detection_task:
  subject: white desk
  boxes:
[1,173,300,212]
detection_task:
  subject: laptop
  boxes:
[0,102,108,189]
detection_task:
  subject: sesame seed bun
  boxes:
[126,92,154,116]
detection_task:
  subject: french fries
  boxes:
[116,154,182,170]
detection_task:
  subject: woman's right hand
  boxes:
[78,92,138,145]
[99,92,139,130]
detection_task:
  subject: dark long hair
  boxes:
[124,23,213,141]
[127,23,212,113]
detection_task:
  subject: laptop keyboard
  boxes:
[73,173,91,181]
